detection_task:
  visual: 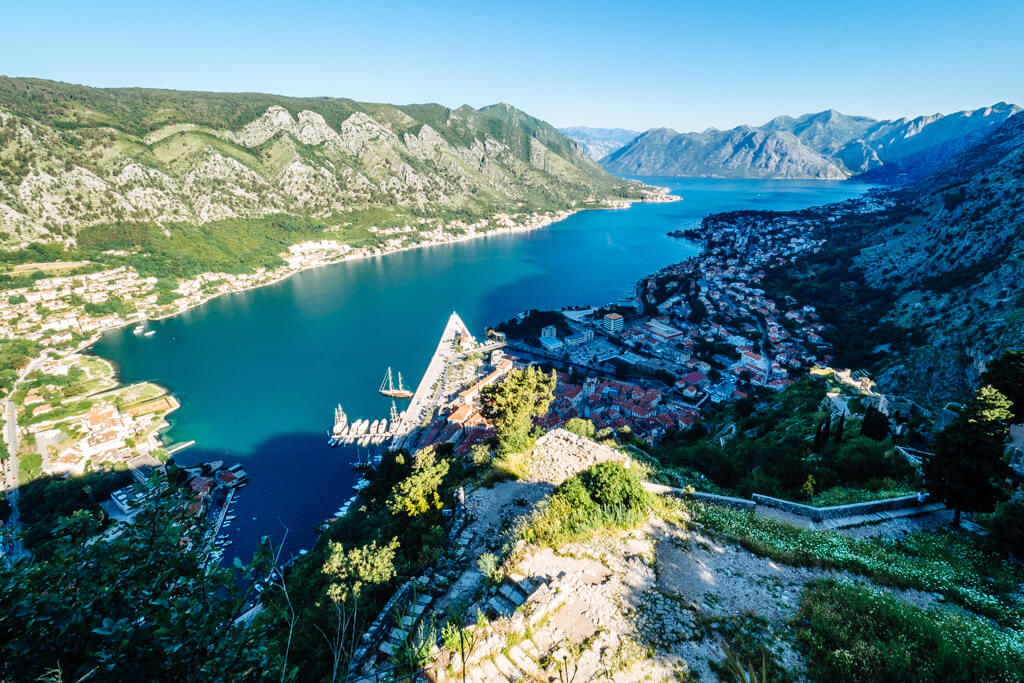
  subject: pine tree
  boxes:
[924,386,1012,527]
[981,350,1024,422]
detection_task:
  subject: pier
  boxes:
[327,311,505,452]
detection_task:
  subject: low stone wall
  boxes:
[643,483,755,511]
[751,493,926,522]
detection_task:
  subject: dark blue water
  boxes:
[91,178,870,561]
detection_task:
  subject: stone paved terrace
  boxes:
[526,429,631,485]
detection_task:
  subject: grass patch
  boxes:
[687,501,1024,626]
[699,613,792,683]
[809,482,917,507]
[794,579,1024,682]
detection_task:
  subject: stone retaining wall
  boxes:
[751,493,926,522]
[644,483,755,511]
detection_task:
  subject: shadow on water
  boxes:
[173,431,366,563]
[1,431,366,566]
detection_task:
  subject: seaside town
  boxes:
[0,209,587,488]
[338,194,902,459]
[457,195,906,439]
[0,210,580,351]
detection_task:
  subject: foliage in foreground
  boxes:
[686,501,1024,626]
[794,579,1024,682]
[0,477,277,681]
[517,461,652,547]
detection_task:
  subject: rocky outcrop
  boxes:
[526,429,630,485]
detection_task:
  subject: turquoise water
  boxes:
[91,178,870,560]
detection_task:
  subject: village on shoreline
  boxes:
[0,191,675,489]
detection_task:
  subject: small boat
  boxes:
[379,367,414,399]
[225,515,236,521]
[144,330,156,337]
[332,404,348,435]
[133,325,145,335]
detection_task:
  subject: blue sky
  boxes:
[2,0,1021,132]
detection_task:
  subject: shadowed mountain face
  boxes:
[855,111,1024,401]
[0,78,643,249]
[758,111,1024,404]
[600,103,1021,181]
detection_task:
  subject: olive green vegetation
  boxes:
[0,338,38,394]
[652,377,916,502]
[516,461,653,547]
[981,349,1024,421]
[795,579,1024,682]
[480,366,556,454]
[0,471,281,681]
[564,417,597,440]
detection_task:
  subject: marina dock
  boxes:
[327,311,504,451]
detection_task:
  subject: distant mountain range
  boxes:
[562,104,1021,181]
[0,78,645,249]
[557,126,640,160]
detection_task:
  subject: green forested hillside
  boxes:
[0,77,644,251]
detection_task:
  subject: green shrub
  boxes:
[576,461,650,510]
[564,418,596,440]
[795,579,1024,682]
[477,552,503,587]
[517,461,652,547]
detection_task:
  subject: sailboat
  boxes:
[332,404,348,435]
[379,367,413,399]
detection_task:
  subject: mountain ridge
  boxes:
[590,103,1021,180]
[758,111,1024,404]
[0,77,646,249]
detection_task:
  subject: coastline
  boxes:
[18,191,676,466]
[146,190,678,323]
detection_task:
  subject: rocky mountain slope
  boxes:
[559,126,640,160]
[602,103,1020,180]
[760,112,1024,404]
[603,124,850,179]
[0,78,644,249]
[857,112,1024,402]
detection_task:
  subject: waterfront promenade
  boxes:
[392,312,474,446]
